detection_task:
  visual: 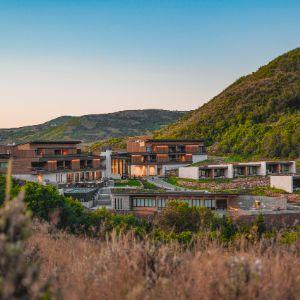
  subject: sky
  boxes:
[0,0,299,128]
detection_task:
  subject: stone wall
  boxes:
[229,195,287,210]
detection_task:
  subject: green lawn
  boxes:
[167,176,231,185]
[165,176,287,196]
[114,179,142,187]
[141,180,158,190]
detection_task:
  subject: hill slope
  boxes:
[0,110,185,144]
[157,48,300,158]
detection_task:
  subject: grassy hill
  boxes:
[0,109,185,144]
[89,137,128,152]
[157,48,300,159]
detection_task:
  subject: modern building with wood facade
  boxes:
[111,190,287,216]
[179,161,296,180]
[110,138,207,178]
[0,141,105,185]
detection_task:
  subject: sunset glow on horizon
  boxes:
[0,0,299,128]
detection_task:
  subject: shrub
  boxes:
[0,176,149,237]
[280,231,299,245]
[153,201,217,233]
[0,187,49,298]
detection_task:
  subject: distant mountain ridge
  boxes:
[0,109,186,144]
[156,48,300,159]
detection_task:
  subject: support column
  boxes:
[260,162,267,176]
[227,164,234,178]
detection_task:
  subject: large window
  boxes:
[199,169,210,178]
[199,146,206,154]
[247,166,258,176]
[190,199,215,208]
[133,198,156,207]
[214,168,225,178]
[157,199,166,208]
[267,164,278,174]
[234,167,243,176]
[0,162,7,169]
[67,173,74,183]
[114,198,123,210]
[54,149,62,155]
[281,164,289,173]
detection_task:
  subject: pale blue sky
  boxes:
[0,0,299,128]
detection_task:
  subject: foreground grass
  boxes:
[27,223,300,300]
[1,172,299,299]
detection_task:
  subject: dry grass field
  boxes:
[26,223,300,300]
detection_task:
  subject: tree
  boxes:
[154,201,216,233]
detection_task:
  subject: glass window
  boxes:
[158,199,166,208]
[0,162,7,169]
[204,200,212,208]
[157,199,161,208]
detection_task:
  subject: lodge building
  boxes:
[0,141,105,185]
[109,138,207,177]
[111,191,287,216]
[179,161,297,180]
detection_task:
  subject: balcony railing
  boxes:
[154,150,206,154]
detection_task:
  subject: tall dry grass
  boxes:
[0,160,49,299]
[27,223,300,300]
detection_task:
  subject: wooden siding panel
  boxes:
[157,154,169,163]
[71,160,80,170]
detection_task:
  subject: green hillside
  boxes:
[0,110,185,144]
[157,48,300,159]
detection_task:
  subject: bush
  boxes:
[154,201,217,233]
[0,176,149,237]
[0,187,50,298]
[280,231,299,245]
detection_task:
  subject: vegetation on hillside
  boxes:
[157,48,300,159]
[0,109,185,144]
[166,176,286,195]
[89,137,127,152]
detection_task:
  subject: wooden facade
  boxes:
[0,141,105,183]
[124,138,206,177]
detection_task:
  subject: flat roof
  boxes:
[39,154,101,161]
[266,161,294,164]
[146,139,205,143]
[111,190,237,197]
[198,165,229,169]
[270,174,300,178]
[16,140,82,146]
[64,188,98,194]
